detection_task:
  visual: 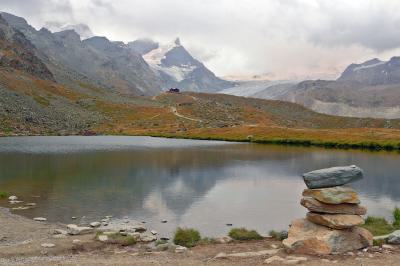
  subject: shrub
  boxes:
[393,207,400,226]
[269,230,288,241]
[197,237,217,245]
[228,228,263,241]
[0,192,9,199]
[362,216,394,236]
[173,227,201,247]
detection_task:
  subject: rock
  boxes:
[387,230,400,244]
[25,203,36,206]
[270,244,280,249]
[33,217,47,222]
[175,245,188,253]
[306,212,364,229]
[9,200,23,204]
[283,218,372,255]
[132,224,147,232]
[161,220,168,223]
[101,218,109,222]
[67,224,94,235]
[215,236,233,244]
[90,222,101,228]
[264,255,285,264]
[12,206,30,210]
[8,195,18,201]
[160,237,170,241]
[222,249,279,258]
[382,244,395,250]
[72,239,81,244]
[302,165,363,189]
[105,215,113,218]
[139,233,157,242]
[41,243,55,248]
[53,229,68,235]
[301,197,366,215]
[302,186,360,204]
[98,235,109,242]
[151,230,157,235]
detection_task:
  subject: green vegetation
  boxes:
[268,230,288,241]
[197,237,217,245]
[0,191,9,198]
[155,239,168,246]
[362,216,395,236]
[393,207,400,226]
[97,232,136,246]
[173,227,201,247]
[228,228,263,241]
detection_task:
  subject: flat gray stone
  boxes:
[302,165,363,189]
[387,230,400,244]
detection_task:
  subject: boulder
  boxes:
[302,186,360,204]
[90,222,101,228]
[283,218,372,255]
[301,197,366,215]
[387,230,400,244]
[215,236,233,244]
[302,165,363,189]
[67,224,94,235]
[306,212,364,229]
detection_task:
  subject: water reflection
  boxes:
[0,137,399,236]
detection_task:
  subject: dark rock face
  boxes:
[302,165,363,189]
[0,14,54,81]
[338,57,400,86]
[1,12,163,96]
[128,39,159,55]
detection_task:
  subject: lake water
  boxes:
[0,136,399,238]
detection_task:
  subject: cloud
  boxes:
[1,0,400,78]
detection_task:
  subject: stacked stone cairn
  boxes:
[283,165,373,255]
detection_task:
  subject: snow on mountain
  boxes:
[138,38,233,92]
[219,80,295,98]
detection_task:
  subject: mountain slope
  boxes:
[132,38,233,92]
[1,12,163,96]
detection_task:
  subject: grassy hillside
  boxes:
[1,72,400,150]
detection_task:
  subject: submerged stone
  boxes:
[302,186,360,204]
[306,212,364,229]
[302,165,363,189]
[301,197,366,215]
[283,218,372,255]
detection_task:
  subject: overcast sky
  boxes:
[2,0,400,80]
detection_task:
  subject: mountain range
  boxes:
[221,57,400,119]
[0,12,230,96]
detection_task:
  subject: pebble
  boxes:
[151,230,158,235]
[226,223,233,226]
[175,245,188,253]
[98,235,109,242]
[41,243,55,248]
[8,195,18,201]
[53,229,68,235]
[33,217,47,222]
[160,237,170,241]
[25,203,36,206]
[161,220,168,223]
[270,244,279,249]
[105,215,113,219]
[72,239,81,244]
[71,217,77,219]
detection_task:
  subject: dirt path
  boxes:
[170,106,202,122]
[1,208,400,265]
